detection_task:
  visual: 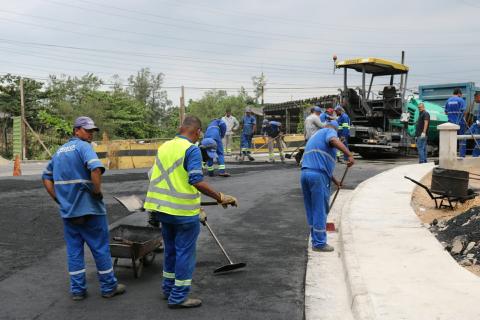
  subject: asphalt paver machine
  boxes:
[335,57,446,158]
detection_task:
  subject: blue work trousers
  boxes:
[206,138,226,175]
[416,137,428,163]
[338,135,350,161]
[458,124,466,157]
[300,169,330,248]
[63,215,117,296]
[161,220,200,305]
[241,133,254,154]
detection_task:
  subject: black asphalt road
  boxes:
[0,159,413,320]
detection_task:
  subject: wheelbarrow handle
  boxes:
[201,201,219,206]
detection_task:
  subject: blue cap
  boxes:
[74,116,99,131]
[313,106,322,112]
[327,120,339,129]
[201,138,218,160]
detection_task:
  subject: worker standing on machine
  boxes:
[221,108,239,156]
[144,116,237,309]
[445,88,467,157]
[304,106,324,141]
[203,118,229,177]
[42,116,125,301]
[301,120,354,252]
[262,119,285,163]
[335,106,351,162]
[240,108,257,161]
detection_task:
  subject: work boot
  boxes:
[168,298,202,309]
[102,284,126,298]
[247,155,255,161]
[71,292,87,301]
[218,172,231,177]
[312,244,334,252]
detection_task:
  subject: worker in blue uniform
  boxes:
[203,119,229,177]
[42,116,125,301]
[473,92,480,157]
[301,121,354,252]
[320,108,336,123]
[144,116,238,309]
[445,88,467,157]
[240,108,257,161]
[261,119,285,163]
[335,106,351,161]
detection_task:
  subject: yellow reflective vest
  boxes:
[143,137,201,216]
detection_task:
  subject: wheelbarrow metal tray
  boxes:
[110,225,162,259]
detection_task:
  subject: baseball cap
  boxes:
[74,116,99,131]
[201,138,218,160]
[334,105,344,112]
[326,108,334,113]
[262,119,269,125]
[313,106,322,112]
[245,107,253,113]
[327,120,339,129]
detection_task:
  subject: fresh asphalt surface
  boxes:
[0,159,414,320]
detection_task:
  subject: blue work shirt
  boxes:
[301,128,338,178]
[320,113,334,123]
[445,96,466,124]
[242,115,257,135]
[337,113,351,137]
[205,119,226,141]
[262,121,282,137]
[155,135,204,225]
[42,137,106,219]
[205,119,227,139]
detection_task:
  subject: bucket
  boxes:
[431,168,469,198]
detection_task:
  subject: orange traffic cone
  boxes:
[13,155,21,176]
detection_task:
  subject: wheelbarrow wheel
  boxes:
[142,252,156,266]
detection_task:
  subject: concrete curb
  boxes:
[339,181,376,320]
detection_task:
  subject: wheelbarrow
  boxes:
[110,224,163,278]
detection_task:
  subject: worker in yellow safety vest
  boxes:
[144,115,238,309]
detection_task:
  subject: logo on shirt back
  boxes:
[57,144,76,154]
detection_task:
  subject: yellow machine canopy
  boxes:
[336,58,409,76]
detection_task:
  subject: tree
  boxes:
[127,68,171,127]
[187,90,251,128]
[251,72,267,105]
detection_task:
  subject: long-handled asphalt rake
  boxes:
[201,201,246,274]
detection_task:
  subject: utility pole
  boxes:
[179,85,185,124]
[19,78,26,160]
[261,72,265,106]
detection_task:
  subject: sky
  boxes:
[0,0,479,105]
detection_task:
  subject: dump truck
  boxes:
[335,57,448,158]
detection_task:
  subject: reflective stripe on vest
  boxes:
[143,137,201,216]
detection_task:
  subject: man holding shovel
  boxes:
[144,115,237,308]
[300,120,354,252]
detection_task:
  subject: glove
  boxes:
[91,191,104,201]
[476,120,480,125]
[199,208,207,225]
[218,192,238,208]
[420,132,426,138]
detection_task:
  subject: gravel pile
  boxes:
[431,206,480,266]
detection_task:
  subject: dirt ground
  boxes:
[411,165,480,276]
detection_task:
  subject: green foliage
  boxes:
[187,90,251,129]
[37,110,71,137]
[0,69,260,159]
